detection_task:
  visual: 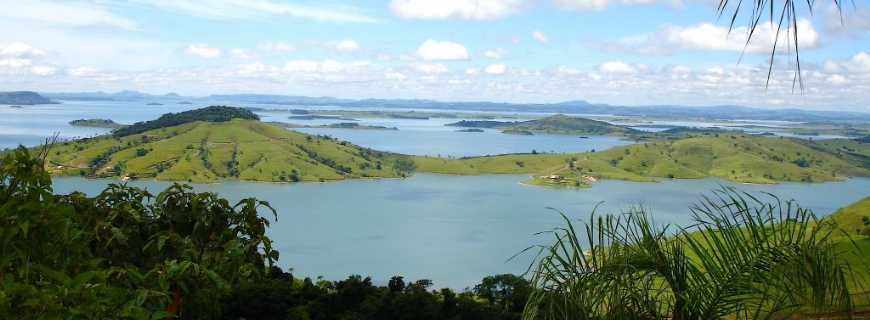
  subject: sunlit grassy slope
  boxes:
[45,119,413,183]
[415,134,870,187]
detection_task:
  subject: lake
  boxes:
[52,175,870,289]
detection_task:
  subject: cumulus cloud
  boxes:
[598,61,639,74]
[416,63,449,74]
[329,39,360,52]
[610,19,820,55]
[230,49,252,59]
[0,42,45,58]
[532,31,549,43]
[390,0,524,20]
[282,59,369,73]
[128,0,378,23]
[484,64,507,74]
[417,40,470,61]
[0,42,56,76]
[822,52,870,74]
[484,48,506,59]
[258,42,295,53]
[185,44,222,58]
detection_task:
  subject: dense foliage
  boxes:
[523,188,860,319]
[114,106,259,137]
[0,146,277,319]
[224,271,530,320]
[0,146,526,319]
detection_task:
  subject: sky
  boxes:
[1,0,870,111]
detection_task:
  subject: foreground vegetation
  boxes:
[4,145,868,319]
[0,147,528,319]
[524,188,866,319]
[416,134,870,187]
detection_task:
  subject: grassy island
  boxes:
[40,106,870,189]
[44,107,414,183]
[414,134,870,188]
[446,114,638,136]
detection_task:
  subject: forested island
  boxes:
[41,106,870,188]
[446,114,639,136]
[69,118,126,129]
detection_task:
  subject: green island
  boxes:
[43,107,870,189]
[274,121,399,131]
[249,107,521,120]
[446,114,639,136]
[69,118,127,129]
[45,106,414,183]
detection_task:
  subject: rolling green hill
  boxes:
[415,134,870,188]
[446,114,637,136]
[46,119,414,183]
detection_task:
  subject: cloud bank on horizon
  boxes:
[0,0,869,111]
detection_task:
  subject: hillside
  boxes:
[46,118,414,183]
[0,91,55,105]
[446,114,635,136]
[113,105,259,137]
[415,134,870,188]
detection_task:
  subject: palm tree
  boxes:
[718,0,848,88]
[523,187,858,319]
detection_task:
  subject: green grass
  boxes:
[415,134,870,188]
[45,119,413,183]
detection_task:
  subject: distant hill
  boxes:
[0,91,55,105]
[446,115,635,136]
[41,91,870,122]
[46,118,414,183]
[113,106,259,137]
[209,94,870,123]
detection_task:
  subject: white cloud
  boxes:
[329,39,360,52]
[466,68,480,75]
[825,74,847,84]
[283,59,369,73]
[129,0,378,23]
[822,52,870,74]
[612,19,820,55]
[185,44,222,58]
[230,48,252,59]
[484,48,506,59]
[67,66,100,77]
[417,40,470,61]
[0,0,138,30]
[390,0,524,20]
[532,31,549,43]
[0,42,46,58]
[484,63,507,74]
[416,63,449,74]
[555,0,662,11]
[258,42,295,53]
[598,61,638,74]
[29,65,56,76]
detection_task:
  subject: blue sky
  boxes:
[1,0,869,111]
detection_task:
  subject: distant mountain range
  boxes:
[0,91,56,105]
[39,91,870,123]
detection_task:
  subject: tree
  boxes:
[0,146,278,319]
[718,0,847,87]
[523,187,857,319]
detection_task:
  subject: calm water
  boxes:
[1,101,631,156]
[52,175,870,288]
